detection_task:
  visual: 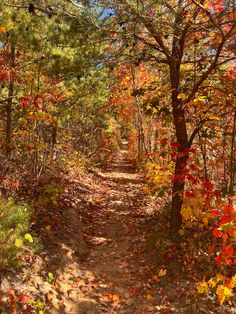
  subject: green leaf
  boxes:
[15,238,23,248]
[24,233,33,243]
[219,223,234,231]
[48,272,54,282]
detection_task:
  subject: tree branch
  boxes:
[184,26,236,105]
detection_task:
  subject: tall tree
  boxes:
[98,0,236,236]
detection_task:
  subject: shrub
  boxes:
[0,197,37,269]
[197,202,236,305]
[144,161,174,197]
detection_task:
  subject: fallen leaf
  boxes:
[153,275,160,282]
[15,238,23,248]
[45,291,55,302]
[108,294,120,303]
[20,294,28,304]
[45,225,51,231]
[158,269,167,277]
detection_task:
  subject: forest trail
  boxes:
[40,140,210,314]
[1,141,221,313]
[46,139,166,313]
[79,140,152,313]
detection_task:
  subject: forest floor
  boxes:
[0,141,235,313]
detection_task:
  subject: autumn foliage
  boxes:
[0,0,236,310]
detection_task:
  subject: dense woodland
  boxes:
[0,0,236,313]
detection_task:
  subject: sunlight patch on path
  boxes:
[97,170,139,181]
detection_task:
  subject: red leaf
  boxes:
[180,169,189,175]
[214,190,221,196]
[225,244,233,258]
[173,174,179,183]
[20,294,28,304]
[170,142,180,148]
[216,255,222,265]
[209,245,214,252]
[212,0,223,12]
[213,228,222,238]
[204,181,213,191]
[187,174,198,184]
[160,138,168,145]
[222,234,228,242]
[220,215,231,225]
[186,191,195,198]
[224,204,234,215]
[210,210,218,217]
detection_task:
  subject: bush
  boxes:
[0,198,37,269]
[144,161,174,197]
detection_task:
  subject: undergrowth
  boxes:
[0,197,40,270]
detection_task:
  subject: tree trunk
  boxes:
[5,45,15,159]
[170,102,189,235]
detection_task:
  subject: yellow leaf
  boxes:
[146,294,153,300]
[223,287,232,298]
[177,92,186,99]
[216,285,232,305]
[197,280,208,294]
[179,229,185,236]
[208,114,220,121]
[15,238,23,248]
[203,217,208,226]
[24,233,33,243]
[181,206,192,221]
[228,274,236,289]
[45,225,51,231]
[208,278,217,288]
[203,1,210,9]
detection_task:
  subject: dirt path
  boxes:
[48,140,162,313]
[80,140,153,313]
